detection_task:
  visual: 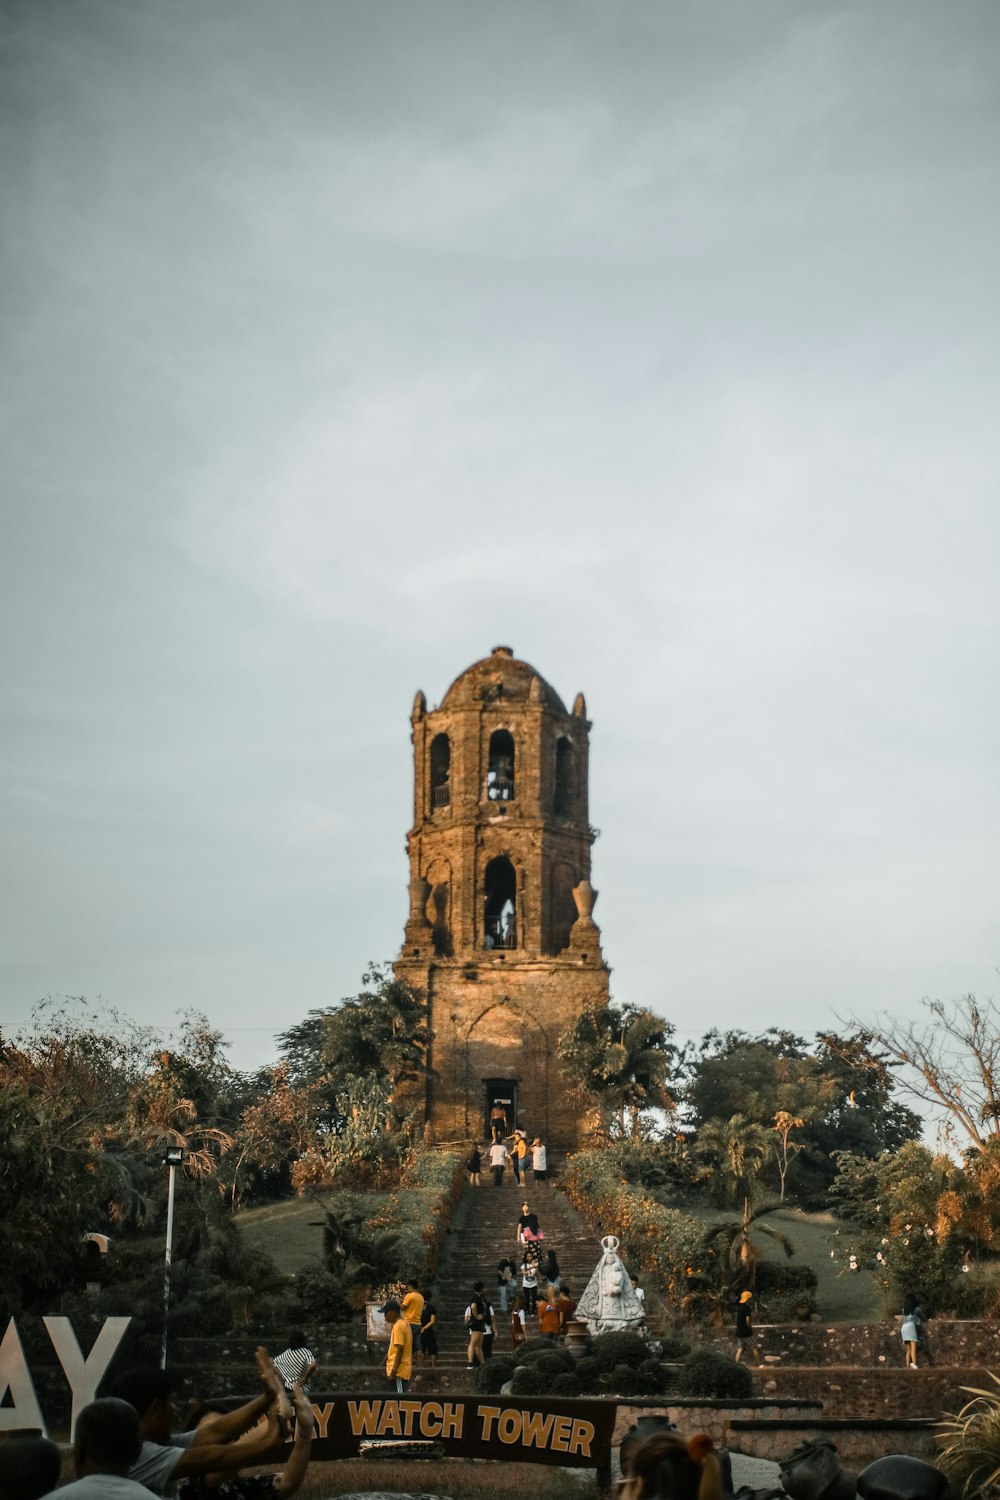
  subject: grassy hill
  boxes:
[682,1202,881,1323]
[236,1192,881,1323]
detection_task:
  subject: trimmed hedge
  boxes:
[677,1347,753,1399]
[474,1324,676,1397]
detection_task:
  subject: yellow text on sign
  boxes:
[476,1405,596,1456]
[347,1400,465,1439]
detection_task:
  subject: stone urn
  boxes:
[563,1317,590,1360]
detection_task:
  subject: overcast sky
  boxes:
[2,0,998,1075]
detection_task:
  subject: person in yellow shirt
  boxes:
[401,1279,424,1341]
[382,1299,413,1393]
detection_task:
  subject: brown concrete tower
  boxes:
[394,646,610,1151]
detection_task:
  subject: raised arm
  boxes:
[275,1367,317,1496]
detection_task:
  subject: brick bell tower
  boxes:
[394,646,611,1153]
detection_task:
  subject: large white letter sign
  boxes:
[0,1319,48,1436]
[43,1317,132,1438]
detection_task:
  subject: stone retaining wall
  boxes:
[612,1402,940,1466]
[697,1319,1000,1368]
[753,1365,987,1420]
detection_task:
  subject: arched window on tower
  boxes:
[430,733,451,809]
[486,729,515,802]
[554,736,573,817]
[483,855,517,949]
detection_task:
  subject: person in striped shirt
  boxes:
[272,1332,315,1395]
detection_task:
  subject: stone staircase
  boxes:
[416,1165,615,1384]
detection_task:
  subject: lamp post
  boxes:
[161,1147,188,1368]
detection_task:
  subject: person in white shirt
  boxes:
[45,1397,160,1499]
[531,1136,548,1183]
[273,1330,314,1395]
[488,1136,508,1187]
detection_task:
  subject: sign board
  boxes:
[244,1391,616,1470]
[365,1303,390,1343]
[0,1317,132,1439]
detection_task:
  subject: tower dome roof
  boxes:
[440,645,567,714]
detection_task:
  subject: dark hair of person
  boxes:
[624,1430,723,1500]
[286,1329,308,1348]
[106,1365,176,1418]
[75,1398,143,1473]
[0,1435,63,1500]
[901,1293,917,1315]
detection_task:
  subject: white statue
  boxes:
[575,1234,646,1335]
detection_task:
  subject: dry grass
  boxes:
[256,1456,597,1499]
[236,1195,375,1268]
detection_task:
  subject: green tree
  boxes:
[701,1199,795,1294]
[813,1030,923,1157]
[686,1029,832,1131]
[695,1114,774,1204]
[830,1141,967,1312]
[685,1028,921,1204]
[277,964,429,1136]
[0,999,235,1318]
[557,1003,678,1139]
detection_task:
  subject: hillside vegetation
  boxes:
[238,1191,880,1323]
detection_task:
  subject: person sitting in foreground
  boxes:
[619,1430,724,1500]
[42,1397,158,1498]
[0,1434,62,1500]
[108,1346,310,1497]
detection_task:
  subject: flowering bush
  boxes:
[563,1149,705,1299]
[830,1143,970,1313]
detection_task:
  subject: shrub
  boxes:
[639,1356,674,1391]
[518,1336,553,1358]
[590,1329,647,1371]
[476,1356,516,1394]
[292,1264,352,1322]
[511,1364,546,1395]
[615,1364,669,1397]
[761,1291,816,1322]
[574,1356,600,1387]
[677,1347,753,1400]
[530,1350,577,1379]
[551,1372,584,1397]
[755,1260,818,1296]
[658,1337,691,1361]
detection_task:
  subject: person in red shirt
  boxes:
[557,1284,578,1332]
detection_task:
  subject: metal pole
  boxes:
[161,1160,177,1369]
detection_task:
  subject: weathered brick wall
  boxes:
[395,648,610,1154]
